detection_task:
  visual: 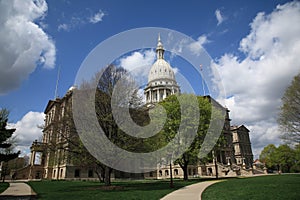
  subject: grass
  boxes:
[202,174,300,200]
[0,182,9,193]
[28,179,204,200]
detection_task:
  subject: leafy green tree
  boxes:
[0,109,20,161]
[278,73,300,143]
[157,94,221,180]
[291,144,300,172]
[0,109,20,181]
[274,144,295,173]
[259,144,296,173]
[259,144,277,169]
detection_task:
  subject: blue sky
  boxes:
[1,0,300,157]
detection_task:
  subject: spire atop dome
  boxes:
[144,34,180,104]
[156,34,164,59]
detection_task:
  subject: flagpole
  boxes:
[200,64,206,96]
[54,65,61,99]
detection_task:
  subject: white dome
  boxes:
[144,35,180,104]
[148,59,176,83]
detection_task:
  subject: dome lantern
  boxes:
[144,35,180,104]
[156,33,164,59]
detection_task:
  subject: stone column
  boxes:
[30,151,36,165]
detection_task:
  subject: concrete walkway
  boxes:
[161,180,223,200]
[0,182,37,199]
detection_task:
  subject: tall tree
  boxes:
[75,64,145,185]
[259,144,277,170]
[0,109,20,181]
[278,73,300,143]
[274,144,295,173]
[259,144,295,173]
[291,144,300,172]
[157,94,223,180]
[95,65,132,186]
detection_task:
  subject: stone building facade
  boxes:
[17,35,255,180]
[231,125,253,168]
[25,89,101,180]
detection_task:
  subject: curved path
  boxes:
[161,180,222,200]
[0,182,36,199]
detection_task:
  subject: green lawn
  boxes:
[28,179,202,200]
[0,182,9,193]
[202,174,300,200]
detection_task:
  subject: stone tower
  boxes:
[144,35,180,104]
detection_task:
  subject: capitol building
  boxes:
[144,35,180,104]
[12,35,258,180]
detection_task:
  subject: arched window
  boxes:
[174,169,178,175]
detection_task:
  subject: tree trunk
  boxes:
[183,166,188,181]
[179,162,188,181]
[104,166,111,186]
[178,157,189,181]
[95,170,103,183]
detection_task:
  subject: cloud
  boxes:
[173,67,179,75]
[248,121,282,159]
[89,10,105,24]
[213,1,300,157]
[215,9,224,26]
[58,23,69,31]
[189,35,209,55]
[9,111,45,155]
[0,0,56,94]
[118,50,156,81]
[58,9,105,31]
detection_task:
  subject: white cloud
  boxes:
[0,0,56,94]
[58,23,69,31]
[9,111,45,156]
[214,1,300,158]
[189,35,209,55]
[248,121,282,158]
[58,9,105,31]
[173,67,179,75]
[215,9,224,26]
[89,10,105,24]
[119,50,156,80]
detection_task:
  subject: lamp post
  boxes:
[0,161,2,181]
[168,153,174,188]
[213,151,218,179]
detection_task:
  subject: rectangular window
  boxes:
[149,172,153,177]
[88,170,93,178]
[74,169,80,178]
[34,152,42,165]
